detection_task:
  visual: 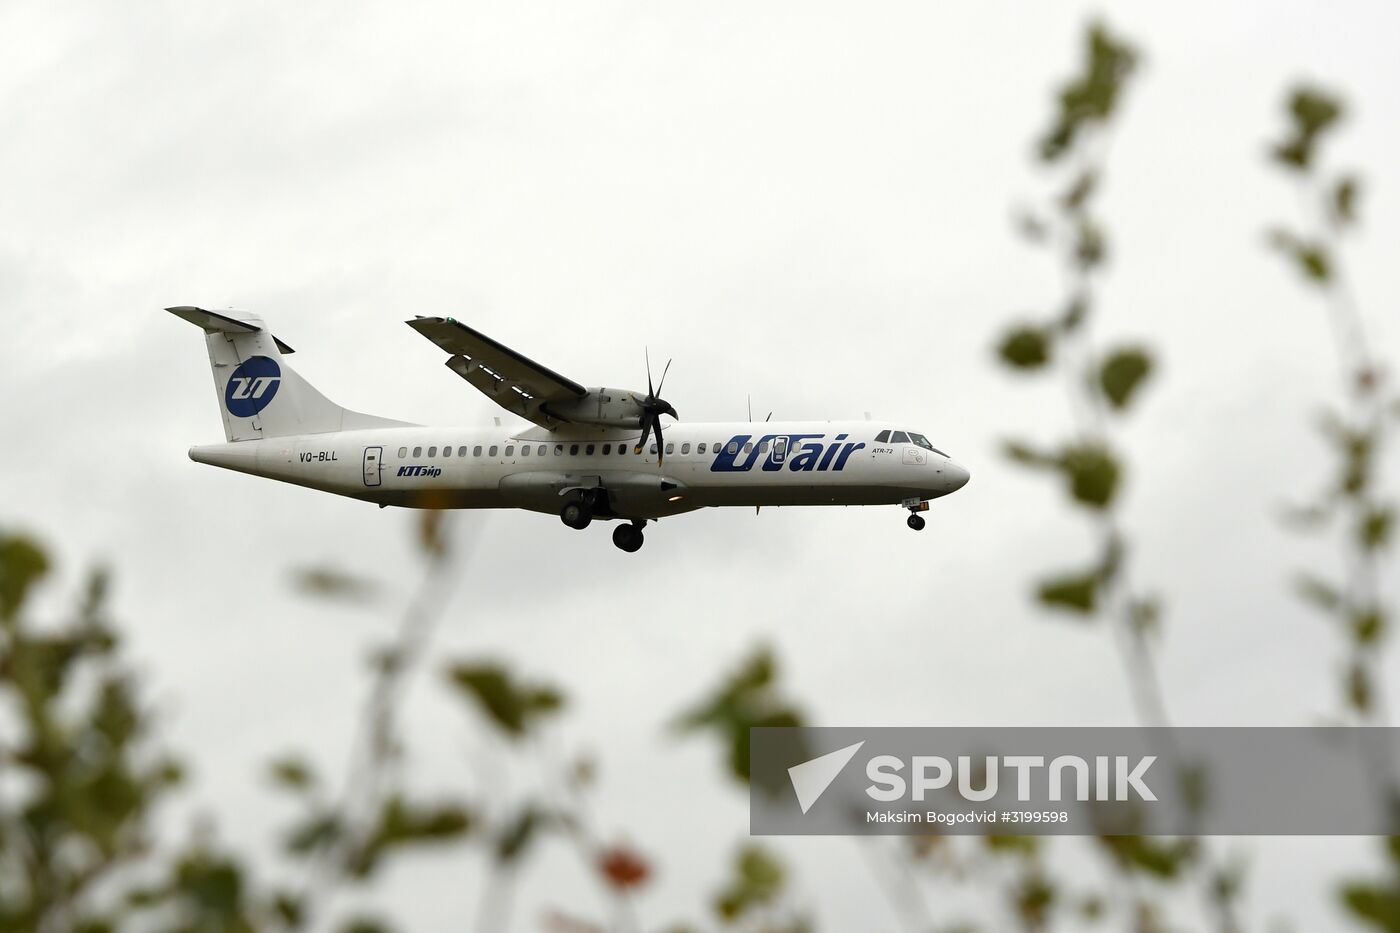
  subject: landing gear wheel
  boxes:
[612,523,645,552]
[561,500,592,530]
[907,513,926,531]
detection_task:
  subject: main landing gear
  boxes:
[907,513,926,531]
[560,496,647,552]
[612,521,646,553]
[903,498,928,531]
[560,500,592,530]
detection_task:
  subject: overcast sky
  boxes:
[4,0,1400,929]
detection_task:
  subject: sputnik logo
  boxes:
[787,741,865,814]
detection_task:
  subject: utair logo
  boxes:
[224,356,281,417]
[710,433,866,473]
[397,465,443,478]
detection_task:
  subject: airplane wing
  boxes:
[406,316,587,428]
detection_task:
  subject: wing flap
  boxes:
[407,317,588,427]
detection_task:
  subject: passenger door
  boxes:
[362,446,383,487]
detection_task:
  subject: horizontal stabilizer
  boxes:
[166,305,261,334]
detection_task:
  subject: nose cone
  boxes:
[948,460,970,492]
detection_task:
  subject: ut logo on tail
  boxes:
[224,356,282,417]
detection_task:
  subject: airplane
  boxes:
[169,306,969,552]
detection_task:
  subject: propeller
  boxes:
[634,349,678,464]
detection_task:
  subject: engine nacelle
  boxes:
[544,387,648,428]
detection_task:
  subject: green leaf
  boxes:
[1014,208,1049,243]
[985,834,1039,855]
[268,756,316,792]
[1098,347,1154,410]
[339,918,394,933]
[1074,218,1106,269]
[1057,294,1089,333]
[290,565,379,603]
[1339,882,1400,930]
[495,806,546,864]
[417,509,448,558]
[1271,86,1344,171]
[0,532,50,621]
[673,647,804,785]
[1359,508,1393,551]
[1098,835,1195,879]
[1036,572,1099,615]
[1295,574,1342,614]
[1058,443,1120,509]
[997,325,1053,370]
[348,796,473,878]
[1297,243,1331,282]
[272,891,304,927]
[1346,662,1372,714]
[1060,170,1098,211]
[1037,22,1140,162]
[1352,609,1385,646]
[284,813,343,856]
[1128,596,1161,635]
[1266,227,1332,283]
[1333,175,1361,226]
[445,662,564,739]
[1002,440,1056,468]
[714,845,787,922]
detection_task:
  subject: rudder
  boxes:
[169,306,408,441]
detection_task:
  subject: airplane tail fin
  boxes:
[168,306,410,441]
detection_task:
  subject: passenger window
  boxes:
[570,444,580,455]
[555,444,564,456]
[586,444,595,455]
[413,446,422,457]
[427,446,437,457]
[874,430,890,443]
[698,443,706,454]
[759,441,769,452]
[489,445,498,457]
[520,446,529,457]
[443,446,452,458]
[650,443,658,455]
[743,442,753,454]
[665,442,674,455]
[473,446,482,457]
[603,443,612,454]
[505,445,514,456]
[890,431,909,444]
[458,446,467,457]
[681,443,691,454]
[398,446,407,458]
[538,445,547,456]
[727,441,739,454]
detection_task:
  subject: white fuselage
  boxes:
[190,419,970,521]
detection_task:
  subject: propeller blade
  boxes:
[645,348,655,398]
[654,420,665,464]
[656,358,673,396]
[765,411,773,422]
[634,413,654,455]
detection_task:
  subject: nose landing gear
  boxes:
[902,498,929,531]
[613,521,646,552]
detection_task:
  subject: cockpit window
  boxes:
[907,432,948,456]
[874,430,890,443]
[890,431,909,444]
